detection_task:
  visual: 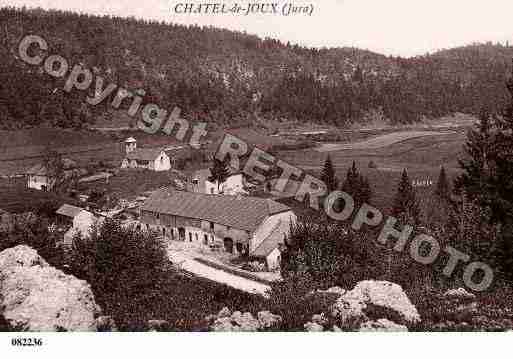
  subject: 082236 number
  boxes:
[11,337,43,346]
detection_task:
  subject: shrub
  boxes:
[68,219,265,330]
[69,219,168,300]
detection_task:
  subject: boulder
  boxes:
[331,280,420,328]
[231,312,260,331]
[304,322,324,332]
[311,313,328,326]
[147,319,169,331]
[257,311,282,329]
[359,319,408,332]
[0,245,101,331]
[208,309,282,332]
[217,307,232,318]
[96,316,117,332]
[444,288,476,300]
[211,317,238,331]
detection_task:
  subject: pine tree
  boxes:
[341,161,372,206]
[454,68,513,277]
[42,147,65,192]
[320,155,338,192]
[435,166,451,201]
[358,174,372,205]
[426,166,454,230]
[208,156,230,193]
[392,169,421,226]
[454,109,494,208]
[341,161,359,194]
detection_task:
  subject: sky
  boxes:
[3,0,513,57]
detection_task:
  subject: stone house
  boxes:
[121,137,171,171]
[25,158,77,191]
[140,188,296,270]
[190,168,247,195]
[56,204,103,248]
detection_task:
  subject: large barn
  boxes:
[140,188,296,270]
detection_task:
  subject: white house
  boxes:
[121,137,171,171]
[25,158,77,191]
[25,163,55,191]
[56,204,103,248]
[140,188,296,270]
[190,168,247,195]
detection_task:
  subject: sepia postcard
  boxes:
[1,0,513,357]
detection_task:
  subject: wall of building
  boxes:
[153,153,171,171]
[205,174,244,195]
[250,210,296,253]
[121,152,171,172]
[28,175,53,191]
[266,248,282,271]
[140,210,252,255]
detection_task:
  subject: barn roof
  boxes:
[125,148,164,161]
[141,188,291,232]
[251,219,290,257]
[25,163,48,176]
[56,204,86,218]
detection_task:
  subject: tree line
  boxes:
[0,7,512,130]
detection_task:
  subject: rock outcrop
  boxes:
[359,319,408,332]
[331,280,420,330]
[0,245,101,331]
[206,307,282,331]
[304,322,324,332]
[147,319,170,331]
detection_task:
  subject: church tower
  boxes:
[125,137,137,154]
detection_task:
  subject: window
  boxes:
[195,233,198,241]
[192,179,199,185]
[210,188,215,194]
[189,233,192,242]
[210,222,215,230]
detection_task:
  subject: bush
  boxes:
[69,219,168,300]
[266,273,339,330]
[68,219,265,330]
[0,212,65,269]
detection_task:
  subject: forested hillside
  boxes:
[0,7,512,130]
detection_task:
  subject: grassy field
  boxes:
[273,130,468,213]
[316,130,457,152]
[0,128,124,176]
[0,182,79,213]
[77,169,180,202]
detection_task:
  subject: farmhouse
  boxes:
[56,204,103,248]
[140,188,296,270]
[121,137,171,171]
[25,158,77,191]
[190,168,247,195]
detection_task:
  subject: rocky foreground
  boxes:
[204,280,513,332]
[1,246,513,332]
[0,245,102,331]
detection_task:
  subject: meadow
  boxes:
[274,129,468,212]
